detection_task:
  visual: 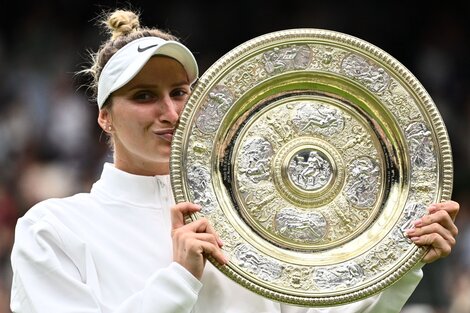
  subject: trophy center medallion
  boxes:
[287,149,333,192]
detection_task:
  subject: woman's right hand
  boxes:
[171,202,227,280]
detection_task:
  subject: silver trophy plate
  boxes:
[170,29,453,306]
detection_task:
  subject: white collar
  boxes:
[91,163,173,209]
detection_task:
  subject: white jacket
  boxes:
[10,163,423,313]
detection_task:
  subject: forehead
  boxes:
[124,56,189,87]
[141,55,187,76]
[110,57,189,99]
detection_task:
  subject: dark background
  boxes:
[0,1,469,312]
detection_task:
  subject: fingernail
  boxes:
[427,204,437,213]
[413,219,423,227]
[405,229,415,236]
[410,237,419,242]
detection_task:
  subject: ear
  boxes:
[98,109,112,132]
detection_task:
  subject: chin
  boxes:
[155,151,171,163]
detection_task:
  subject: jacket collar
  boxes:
[91,163,173,209]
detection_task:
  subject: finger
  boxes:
[180,219,224,246]
[410,233,452,263]
[205,220,224,247]
[174,231,228,265]
[427,200,459,221]
[178,233,226,263]
[196,239,228,265]
[192,233,221,247]
[407,222,456,247]
[191,233,226,259]
[413,209,459,238]
[178,218,211,233]
[171,202,201,230]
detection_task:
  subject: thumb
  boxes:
[171,202,201,230]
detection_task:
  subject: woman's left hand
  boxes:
[406,200,459,263]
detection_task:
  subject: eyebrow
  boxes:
[125,81,190,92]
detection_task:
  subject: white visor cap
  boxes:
[97,36,198,108]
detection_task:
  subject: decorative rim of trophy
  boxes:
[170,29,453,306]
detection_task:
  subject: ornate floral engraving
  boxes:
[195,86,234,134]
[405,122,436,169]
[379,80,423,126]
[224,59,267,96]
[360,237,404,275]
[210,214,242,250]
[265,114,296,147]
[262,45,312,74]
[274,208,327,243]
[312,46,345,70]
[239,187,278,228]
[283,265,315,290]
[233,244,283,282]
[341,54,390,93]
[287,150,332,191]
[342,125,373,151]
[188,135,214,161]
[324,201,370,241]
[313,262,365,290]
[344,157,380,208]
[292,102,344,136]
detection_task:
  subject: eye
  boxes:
[171,87,190,98]
[132,90,156,102]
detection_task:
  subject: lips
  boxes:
[153,128,174,142]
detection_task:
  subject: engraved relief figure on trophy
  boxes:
[195,86,234,134]
[262,45,312,74]
[341,53,390,93]
[313,263,365,290]
[274,207,327,243]
[187,165,214,213]
[238,137,273,183]
[233,244,283,282]
[344,157,380,208]
[405,122,436,168]
[292,102,344,136]
[287,150,333,191]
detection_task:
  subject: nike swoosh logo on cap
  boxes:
[137,44,159,52]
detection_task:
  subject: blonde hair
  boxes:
[80,9,178,106]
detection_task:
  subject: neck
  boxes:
[114,156,170,176]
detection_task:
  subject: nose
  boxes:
[158,95,180,125]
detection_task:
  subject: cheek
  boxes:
[113,111,147,137]
[176,101,186,116]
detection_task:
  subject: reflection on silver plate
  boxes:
[170,29,453,306]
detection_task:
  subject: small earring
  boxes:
[107,125,112,131]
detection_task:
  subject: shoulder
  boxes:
[14,193,99,254]
[19,192,96,230]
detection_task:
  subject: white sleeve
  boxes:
[281,263,423,313]
[10,217,202,313]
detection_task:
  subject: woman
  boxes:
[10,9,459,313]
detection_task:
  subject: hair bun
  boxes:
[106,10,140,40]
